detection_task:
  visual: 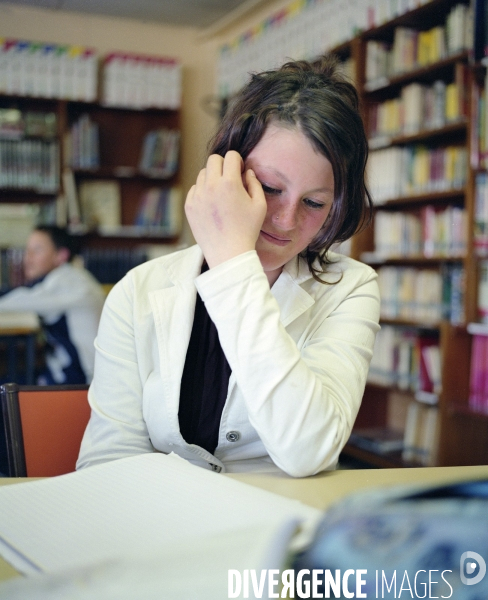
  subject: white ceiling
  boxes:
[0,0,255,29]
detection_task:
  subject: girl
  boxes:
[77,55,380,477]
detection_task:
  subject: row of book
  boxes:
[62,174,182,238]
[0,39,97,101]
[372,205,467,259]
[64,114,100,170]
[365,3,472,86]
[0,39,182,110]
[368,324,442,396]
[349,399,439,466]
[218,0,437,98]
[375,264,465,324]
[0,139,59,192]
[468,331,488,413]
[368,71,468,141]
[102,53,181,110]
[367,144,467,203]
[0,202,57,249]
[479,260,488,323]
[139,129,180,178]
[474,71,488,168]
[473,172,488,255]
[0,109,57,140]
[81,248,148,285]
[0,247,26,291]
[402,401,439,465]
[134,187,182,236]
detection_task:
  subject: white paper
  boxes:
[0,453,321,576]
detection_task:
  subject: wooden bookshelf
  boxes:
[329,0,485,468]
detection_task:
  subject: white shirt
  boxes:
[77,246,380,477]
[0,263,105,383]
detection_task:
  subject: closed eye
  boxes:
[261,183,281,195]
[304,198,327,209]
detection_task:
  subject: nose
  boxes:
[272,199,298,231]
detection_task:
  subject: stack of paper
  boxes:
[0,453,321,599]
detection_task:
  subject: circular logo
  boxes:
[460,551,487,586]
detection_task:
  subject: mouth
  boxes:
[260,230,291,246]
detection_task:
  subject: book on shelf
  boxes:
[0,203,39,248]
[0,247,25,290]
[478,259,488,323]
[139,129,180,178]
[78,179,121,230]
[348,427,405,454]
[134,186,182,236]
[468,332,488,413]
[82,247,148,284]
[368,325,442,396]
[0,39,97,101]
[65,114,99,170]
[102,52,181,110]
[62,168,81,227]
[0,138,59,193]
[367,145,467,204]
[402,400,439,466]
[375,265,464,325]
[364,5,472,86]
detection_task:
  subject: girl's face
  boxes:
[245,123,335,286]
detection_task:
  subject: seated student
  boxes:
[77,55,380,477]
[0,226,105,385]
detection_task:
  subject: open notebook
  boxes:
[0,453,321,598]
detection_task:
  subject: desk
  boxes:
[0,326,39,385]
[0,464,487,584]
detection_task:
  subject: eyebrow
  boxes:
[255,165,334,195]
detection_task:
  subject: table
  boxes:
[0,464,487,583]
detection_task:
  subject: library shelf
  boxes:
[337,0,482,468]
[361,255,465,266]
[71,167,178,183]
[360,0,466,41]
[342,442,423,469]
[0,87,183,263]
[364,51,470,93]
[374,188,465,208]
[369,120,468,149]
[448,403,488,420]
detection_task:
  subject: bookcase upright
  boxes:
[333,0,488,468]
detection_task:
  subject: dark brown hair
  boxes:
[35,225,77,261]
[208,54,373,282]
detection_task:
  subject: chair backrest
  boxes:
[0,383,90,477]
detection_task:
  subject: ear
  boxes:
[55,247,70,266]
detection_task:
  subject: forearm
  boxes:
[196,252,380,477]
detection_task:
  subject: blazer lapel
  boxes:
[148,246,203,428]
[271,257,315,327]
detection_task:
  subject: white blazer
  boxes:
[77,246,380,477]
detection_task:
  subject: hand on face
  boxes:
[185,150,267,269]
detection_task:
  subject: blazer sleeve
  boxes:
[76,274,153,469]
[195,250,380,478]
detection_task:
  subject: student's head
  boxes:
[24,226,74,282]
[208,55,372,280]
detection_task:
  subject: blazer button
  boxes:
[226,431,240,443]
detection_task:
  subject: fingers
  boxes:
[245,168,265,201]
[222,150,244,177]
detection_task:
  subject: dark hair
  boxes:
[208,54,373,282]
[35,225,77,261]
